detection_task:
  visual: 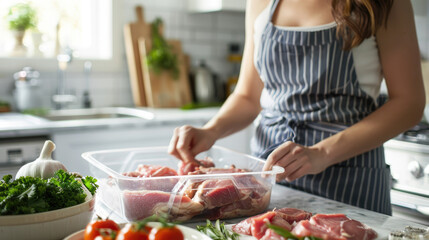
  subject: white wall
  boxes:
[0,0,245,110]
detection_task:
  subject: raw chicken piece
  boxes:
[122,190,204,221]
[292,214,378,240]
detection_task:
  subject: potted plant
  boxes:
[6,3,37,56]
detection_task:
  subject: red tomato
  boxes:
[116,222,153,240]
[84,219,121,240]
[148,226,184,240]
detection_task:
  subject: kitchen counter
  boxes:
[95,184,428,239]
[0,107,220,137]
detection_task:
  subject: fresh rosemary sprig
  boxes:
[197,219,240,240]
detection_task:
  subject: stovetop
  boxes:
[395,122,429,145]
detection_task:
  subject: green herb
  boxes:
[146,18,179,79]
[197,219,240,240]
[6,3,37,31]
[268,224,323,240]
[0,170,98,215]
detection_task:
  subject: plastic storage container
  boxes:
[82,146,283,222]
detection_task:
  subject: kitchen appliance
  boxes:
[194,60,216,103]
[384,122,429,225]
[0,136,49,178]
[13,67,42,111]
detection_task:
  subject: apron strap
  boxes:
[268,0,281,22]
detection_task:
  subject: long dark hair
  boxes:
[332,0,394,50]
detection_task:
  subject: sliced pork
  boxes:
[206,190,271,220]
[260,229,286,240]
[292,214,378,240]
[122,162,271,221]
[122,190,204,221]
[232,208,312,239]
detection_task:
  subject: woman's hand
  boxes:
[263,141,330,182]
[168,125,217,163]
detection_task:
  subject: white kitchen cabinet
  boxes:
[51,123,253,176]
[187,0,246,13]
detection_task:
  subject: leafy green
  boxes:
[197,219,240,240]
[0,170,98,215]
[6,3,37,31]
[267,224,323,240]
[146,18,179,79]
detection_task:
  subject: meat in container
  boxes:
[82,145,284,222]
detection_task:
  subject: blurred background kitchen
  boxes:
[0,0,429,226]
[0,0,246,110]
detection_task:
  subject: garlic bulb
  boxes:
[15,140,67,179]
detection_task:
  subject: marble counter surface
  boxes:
[94,184,428,239]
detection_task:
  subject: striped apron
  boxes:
[252,0,392,215]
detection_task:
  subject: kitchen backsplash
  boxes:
[0,0,245,110]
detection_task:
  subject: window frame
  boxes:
[0,0,123,73]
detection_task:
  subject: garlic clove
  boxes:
[15,140,68,179]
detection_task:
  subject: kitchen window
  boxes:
[0,0,119,72]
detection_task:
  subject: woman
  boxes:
[168,0,425,215]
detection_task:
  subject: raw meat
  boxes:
[232,208,312,239]
[205,190,271,220]
[178,158,215,175]
[122,163,271,221]
[260,229,286,240]
[122,190,204,221]
[192,179,242,209]
[292,214,378,240]
[123,164,178,177]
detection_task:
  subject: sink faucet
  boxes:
[52,48,76,110]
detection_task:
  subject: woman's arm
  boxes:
[168,0,268,161]
[264,0,426,181]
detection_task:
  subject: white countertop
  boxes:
[0,107,220,137]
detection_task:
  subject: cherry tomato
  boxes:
[148,226,184,240]
[116,222,153,240]
[84,219,121,240]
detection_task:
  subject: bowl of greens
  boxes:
[0,170,98,240]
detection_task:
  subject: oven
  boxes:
[384,122,429,226]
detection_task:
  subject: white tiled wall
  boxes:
[0,0,245,110]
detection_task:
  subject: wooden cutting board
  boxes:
[138,25,192,108]
[123,6,150,106]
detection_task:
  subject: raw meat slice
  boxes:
[340,219,378,240]
[122,190,204,221]
[232,208,311,239]
[260,229,286,240]
[292,220,345,240]
[136,164,178,177]
[275,207,313,224]
[292,214,378,240]
[122,165,178,178]
[204,190,271,220]
[178,158,215,175]
[192,179,242,209]
[189,165,245,175]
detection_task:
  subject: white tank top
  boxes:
[253,0,383,100]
